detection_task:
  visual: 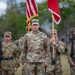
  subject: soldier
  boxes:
[67,29,75,75]
[26,26,32,33]
[21,19,51,75]
[0,31,20,75]
[47,29,65,75]
[18,26,32,50]
[18,26,32,75]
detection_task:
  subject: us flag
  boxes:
[26,0,38,31]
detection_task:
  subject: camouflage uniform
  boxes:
[18,25,32,50]
[67,29,75,75]
[21,19,51,75]
[18,36,26,75]
[0,31,20,75]
[18,36,24,50]
[47,29,65,75]
[21,30,51,75]
[18,28,29,75]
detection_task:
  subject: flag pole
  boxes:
[52,15,55,61]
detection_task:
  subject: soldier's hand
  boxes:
[24,62,28,67]
[44,62,48,67]
[70,61,75,67]
[14,67,17,72]
[74,64,75,67]
[50,37,55,44]
[52,41,57,46]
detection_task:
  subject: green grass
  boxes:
[61,54,70,75]
[15,54,70,75]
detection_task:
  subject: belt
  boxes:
[1,57,13,60]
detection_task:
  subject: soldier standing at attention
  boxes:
[21,19,51,75]
[48,29,65,75]
[67,29,75,75]
[18,26,32,50]
[18,26,32,75]
[0,31,20,75]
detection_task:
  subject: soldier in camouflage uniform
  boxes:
[19,26,32,75]
[0,31,20,75]
[67,29,75,75]
[47,29,65,75]
[21,19,51,75]
[18,26,32,50]
[18,36,24,50]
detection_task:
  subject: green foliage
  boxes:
[0,0,75,39]
[0,3,26,39]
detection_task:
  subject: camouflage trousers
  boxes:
[0,68,15,75]
[22,62,45,75]
[46,64,62,75]
[70,66,75,75]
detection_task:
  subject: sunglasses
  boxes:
[51,33,56,35]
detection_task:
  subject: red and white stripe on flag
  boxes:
[26,0,38,26]
[47,0,61,24]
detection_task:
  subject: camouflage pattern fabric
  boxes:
[18,36,25,75]
[22,62,45,75]
[1,42,20,75]
[47,40,65,75]
[67,40,75,75]
[0,69,15,75]
[70,67,75,75]
[18,36,24,50]
[21,31,51,75]
[46,64,54,75]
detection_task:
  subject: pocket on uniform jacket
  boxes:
[1,60,15,70]
[46,64,54,72]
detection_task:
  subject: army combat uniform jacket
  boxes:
[1,42,20,70]
[67,40,75,75]
[21,31,51,75]
[21,31,51,63]
[49,40,65,75]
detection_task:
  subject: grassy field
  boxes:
[15,54,70,75]
[61,54,70,75]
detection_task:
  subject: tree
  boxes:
[0,0,75,40]
[0,3,26,39]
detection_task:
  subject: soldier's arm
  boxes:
[13,45,21,68]
[46,43,51,64]
[67,44,75,66]
[18,37,24,50]
[55,41,65,53]
[21,35,27,65]
[44,35,51,64]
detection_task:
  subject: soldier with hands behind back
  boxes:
[0,31,20,75]
[21,19,51,75]
[67,29,75,75]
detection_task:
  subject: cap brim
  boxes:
[4,34,11,37]
[32,23,39,25]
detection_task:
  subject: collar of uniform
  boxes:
[2,41,12,46]
[31,30,39,34]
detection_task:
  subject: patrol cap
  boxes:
[50,29,57,34]
[31,19,39,25]
[4,31,12,37]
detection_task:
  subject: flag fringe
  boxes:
[26,14,38,23]
[48,8,61,24]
